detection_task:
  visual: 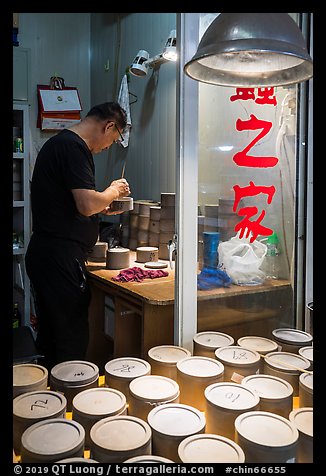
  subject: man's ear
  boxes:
[105,121,114,133]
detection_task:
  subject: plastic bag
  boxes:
[218,231,267,285]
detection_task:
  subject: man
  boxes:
[25,102,130,371]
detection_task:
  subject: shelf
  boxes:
[13,102,30,327]
[13,248,25,256]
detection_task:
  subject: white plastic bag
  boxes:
[218,231,267,285]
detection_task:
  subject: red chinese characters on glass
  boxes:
[233,114,279,168]
[230,87,277,106]
[230,88,278,242]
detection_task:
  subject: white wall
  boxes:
[17,12,91,173]
[90,13,177,203]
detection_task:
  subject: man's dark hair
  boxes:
[86,102,127,131]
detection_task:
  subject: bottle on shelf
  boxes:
[263,232,280,280]
[13,303,21,328]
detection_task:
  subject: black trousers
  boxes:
[25,234,91,372]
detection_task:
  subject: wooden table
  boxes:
[86,252,175,371]
[86,252,292,371]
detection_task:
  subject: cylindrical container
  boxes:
[150,206,161,221]
[110,197,134,212]
[13,390,67,454]
[237,336,279,373]
[138,215,150,231]
[139,202,156,217]
[193,331,234,358]
[178,434,245,463]
[298,346,313,370]
[124,455,174,463]
[271,328,313,354]
[217,199,240,241]
[106,247,130,270]
[176,356,224,411]
[160,192,175,207]
[90,415,152,463]
[263,352,311,397]
[149,232,160,247]
[147,345,191,381]
[13,364,48,399]
[204,382,260,439]
[235,411,299,463]
[130,201,140,215]
[214,346,261,382]
[204,204,219,218]
[147,403,206,462]
[299,372,313,408]
[159,219,175,233]
[88,241,108,262]
[104,357,151,402]
[160,206,175,220]
[136,246,159,263]
[128,375,180,421]
[149,220,160,234]
[307,302,313,336]
[242,374,293,418]
[56,457,99,463]
[289,407,313,463]
[72,387,127,449]
[203,231,220,269]
[50,360,99,412]
[21,418,85,463]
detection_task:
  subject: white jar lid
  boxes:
[289,407,313,437]
[264,352,310,373]
[107,247,129,254]
[237,336,278,354]
[235,411,299,447]
[215,346,260,366]
[55,456,98,464]
[177,356,224,378]
[124,455,174,463]
[22,418,85,457]
[299,372,313,391]
[13,364,48,387]
[90,415,151,452]
[50,361,99,386]
[129,375,179,402]
[204,382,260,410]
[14,390,67,420]
[241,374,293,400]
[72,387,126,416]
[136,246,158,252]
[193,331,234,348]
[298,346,313,362]
[105,358,151,379]
[56,457,99,463]
[148,345,191,364]
[272,328,313,345]
[178,434,245,463]
[147,403,206,437]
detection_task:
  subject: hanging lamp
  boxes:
[184,13,313,87]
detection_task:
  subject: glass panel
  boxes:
[196,13,299,343]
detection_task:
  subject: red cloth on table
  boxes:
[112,266,169,282]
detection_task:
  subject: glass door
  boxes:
[175,13,313,351]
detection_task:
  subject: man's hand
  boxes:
[99,206,124,216]
[109,178,131,198]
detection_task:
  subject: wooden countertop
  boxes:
[87,251,175,305]
[87,251,290,306]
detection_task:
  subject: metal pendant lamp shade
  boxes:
[184,13,313,87]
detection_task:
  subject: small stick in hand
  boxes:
[121,160,126,179]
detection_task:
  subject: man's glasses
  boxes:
[114,123,124,144]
